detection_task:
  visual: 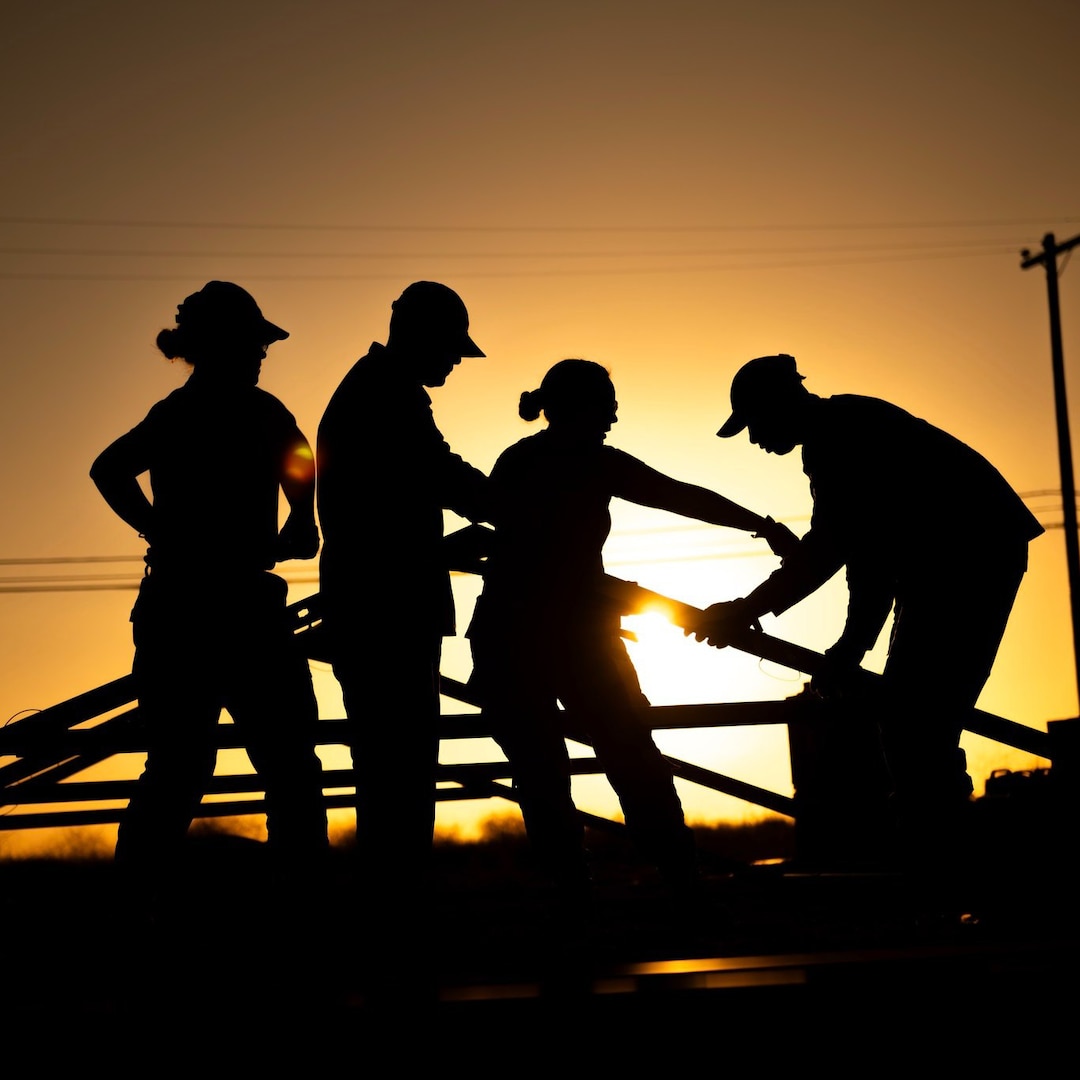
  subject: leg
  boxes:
[558,634,697,888]
[882,553,1027,816]
[116,591,221,872]
[881,551,1027,883]
[330,627,443,1004]
[333,632,442,893]
[471,633,589,889]
[225,615,329,863]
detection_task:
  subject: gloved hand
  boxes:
[810,641,865,701]
[753,516,801,560]
[686,597,761,647]
[276,516,320,562]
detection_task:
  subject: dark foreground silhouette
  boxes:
[0,806,1074,1066]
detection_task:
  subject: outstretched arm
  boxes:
[89,433,154,539]
[277,430,320,561]
[688,518,846,647]
[612,453,799,556]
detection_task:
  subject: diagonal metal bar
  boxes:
[0,572,1052,833]
[666,757,795,816]
[599,575,1052,759]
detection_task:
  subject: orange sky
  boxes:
[2,2,1079,854]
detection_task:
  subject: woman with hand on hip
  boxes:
[91,281,328,888]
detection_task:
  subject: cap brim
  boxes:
[263,320,289,342]
[717,413,745,438]
[461,334,485,358]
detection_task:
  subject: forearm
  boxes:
[835,568,895,657]
[90,430,156,538]
[442,456,492,524]
[629,471,769,532]
[744,539,844,618]
[89,463,154,537]
[677,483,773,532]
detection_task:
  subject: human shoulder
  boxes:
[813,394,923,441]
[249,385,297,424]
[322,342,428,419]
[822,393,904,419]
[601,443,644,469]
[491,431,546,474]
[133,384,193,431]
[112,384,199,461]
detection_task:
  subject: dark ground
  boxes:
[1,811,1076,1070]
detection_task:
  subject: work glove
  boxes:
[810,641,866,701]
[686,597,761,648]
[276,516,320,562]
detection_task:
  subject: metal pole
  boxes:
[1022,232,1080,710]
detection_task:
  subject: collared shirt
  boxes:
[468,429,684,644]
[748,394,1044,653]
[316,342,489,635]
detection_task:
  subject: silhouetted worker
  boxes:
[91,281,329,890]
[467,359,798,904]
[316,281,491,912]
[694,353,1044,875]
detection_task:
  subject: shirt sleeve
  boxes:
[97,400,166,479]
[836,558,896,656]
[432,430,491,523]
[745,524,845,616]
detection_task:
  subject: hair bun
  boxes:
[155,327,183,360]
[518,388,543,421]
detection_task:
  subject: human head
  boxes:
[155,281,288,381]
[387,281,484,386]
[717,353,809,455]
[519,358,616,433]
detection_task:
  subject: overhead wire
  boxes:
[1,214,1076,233]
[0,213,1073,281]
[0,237,1031,261]
[0,490,1065,594]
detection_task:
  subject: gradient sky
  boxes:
[2,1,1079,853]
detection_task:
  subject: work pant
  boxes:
[878,544,1029,869]
[326,621,443,998]
[329,627,443,895]
[471,626,696,890]
[116,572,329,870]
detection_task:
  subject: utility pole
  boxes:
[1021,232,1080,710]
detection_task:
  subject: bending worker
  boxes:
[693,353,1044,869]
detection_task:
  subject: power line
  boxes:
[0,555,143,567]
[0,238,1030,261]
[1,214,1076,233]
[0,246,1028,283]
[0,492,1059,570]
[0,486,1063,594]
[0,574,322,595]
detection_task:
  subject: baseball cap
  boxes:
[717,353,805,437]
[176,281,288,343]
[390,281,485,357]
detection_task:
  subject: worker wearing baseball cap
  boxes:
[695,353,1044,894]
[316,281,493,991]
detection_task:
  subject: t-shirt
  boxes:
[750,394,1045,651]
[469,429,661,643]
[114,378,305,575]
